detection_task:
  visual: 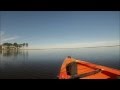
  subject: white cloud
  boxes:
[0,31,5,36]
[0,31,19,43]
[2,36,19,42]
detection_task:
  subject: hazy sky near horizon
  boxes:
[0,11,119,49]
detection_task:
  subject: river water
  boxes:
[0,46,119,79]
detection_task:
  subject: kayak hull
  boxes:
[58,57,120,79]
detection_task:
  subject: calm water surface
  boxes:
[0,46,119,79]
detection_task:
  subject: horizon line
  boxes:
[20,44,120,50]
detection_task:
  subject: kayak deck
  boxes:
[58,56,120,79]
[77,63,110,79]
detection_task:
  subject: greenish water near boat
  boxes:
[0,46,119,79]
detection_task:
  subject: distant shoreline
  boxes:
[19,45,120,50]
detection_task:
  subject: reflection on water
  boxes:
[0,46,120,79]
[0,50,28,57]
[0,50,29,68]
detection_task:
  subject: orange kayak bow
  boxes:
[58,56,120,79]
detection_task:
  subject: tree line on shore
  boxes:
[0,42,28,49]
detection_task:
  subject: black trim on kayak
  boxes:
[69,69,102,79]
[101,70,120,79]
[77,62,99,70]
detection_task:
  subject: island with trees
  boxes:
[0,42,28,50]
